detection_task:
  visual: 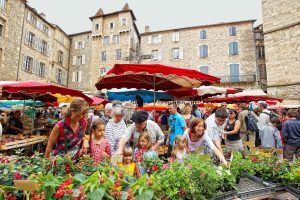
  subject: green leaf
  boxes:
[138,189,154,200]
[88,186,105,200]
[44,185,55,200]
[74,173,86,183]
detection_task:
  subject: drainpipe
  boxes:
[16,4,27,81]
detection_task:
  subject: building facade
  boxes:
[262,0,300,104]
[140,21,258,89]
[0,0,26,81]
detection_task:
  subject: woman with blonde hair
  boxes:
[181,105,195,127]
[45,99,89,160]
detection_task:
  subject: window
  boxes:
[151,50,159,61]
[171,48,180,59]
[116,49,122,60]
[0,24,3,37]
[199,66,209,74]
[41,40,48,55]
[259,64,267,79]
[100,67,107,76]
[229,42,239,55]
[56,68,62,83]
[59,36,64,45]
[77,41,85,49]
[152,35,161,44]
[95,24,99,30]
[27,32,35,48]
[229,26,236,36]
[112,35,120,44]
[42,24,49,35]
[199,45,208,58]
[109,22,114,29]
[22,56,33,72]
[75,71,80,82]
[0,0,6,9]
[229,64,240,82]
[200,30,207,39]
[58,50,64,65]
[77,55,83,65]
[101,51,107,61]
[103,36,109,45]
[257,46,265,58]
[122,18,127,26]
[172,32,179,42]
[38,62,46,77]
[28,13,37,26]
[72,71,82,82]
[255,32,264,40]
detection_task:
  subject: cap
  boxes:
[104,103,113,111]
[131,110,149,123]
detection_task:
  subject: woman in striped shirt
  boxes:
[105,107,127,154]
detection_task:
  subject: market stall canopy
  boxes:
[95,64,220,91]
[204,96,283,103]
[167,86,242,100]
[0,81,93,104]
[89,96,109,105]
[107,89,173,103]
[2,91,57,103]
[136,104,168,111]
[0,100,45,107]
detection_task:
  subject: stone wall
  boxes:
[140,21,257,89]
[262,0,300,102]
[0,0,25,81]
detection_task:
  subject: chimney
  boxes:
[145,26,150,33]
[39,12,46,19]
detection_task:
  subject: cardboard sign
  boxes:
[14,180,39,191]
[111,155,123,166]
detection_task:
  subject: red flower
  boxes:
[55,189,65,198]
[152,165,159,171]
[114,180,121,188]
[14,172,22,180]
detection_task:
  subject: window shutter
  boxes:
[204,45,208,57]
[48,30,52,37]
[148,36,152,44]
[34,37,38,49]
[176,33,180,41]
[82,55,86,64]
[24,30,29,45]
[46,43,50,56]
[82,41,85,48]
[229,42,234,55]
[199,46,203,57]
[36,21,40,30]
[72,56,76,65]
[32,60,36,74]
[79,71,82,82]
[179,47,184,59]
[22,55,26,70]
[75,42,78,49]
[72,72,75,82]
[234,42,238,54]
[172,33,175,42]
[44,65,48,77]
[27,12,31,22]
[158,35,162,43]
[158,50,162,61]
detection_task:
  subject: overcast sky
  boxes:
[27,0,262,35]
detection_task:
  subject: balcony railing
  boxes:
[219,75,256,83]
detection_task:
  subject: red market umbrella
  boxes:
[136,104,168,111]
[0,81,93,104]
[95,64,220,91]
[204,96,283,104]
[90,96,109,105]
[167,86,242,100]
[2,90,57,103]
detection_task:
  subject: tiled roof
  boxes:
[69,31,92,37]
[141,19,256,35]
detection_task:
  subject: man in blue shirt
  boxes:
[166,103,187,157]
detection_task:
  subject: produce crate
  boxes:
[285,185,300,198]
[0,140,18,150]
[237,173,283,199]
[209,190,237,200]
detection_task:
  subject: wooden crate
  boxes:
[0,140,18,150]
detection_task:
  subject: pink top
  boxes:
[90,139,112,163]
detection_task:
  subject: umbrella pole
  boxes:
[153,75,156,116]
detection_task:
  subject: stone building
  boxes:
[262,0,300,104]
[254,24,267,92]
[18,5,70,85]
[140,20,258,89]
[0,0,25,81]
[67,3,140,92]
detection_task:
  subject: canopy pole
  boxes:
[153,75,156,115]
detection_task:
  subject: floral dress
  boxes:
[90,139,112,163]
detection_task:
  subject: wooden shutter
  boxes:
[62,70,67,84]
[24,30,29,45]
[179,47,184,59]
[172,33,175,42]
[79,71,82,82]
[75,42,78,49]
[22,55,26,70]
[158,35,162,43]
[158,50,162,61]
[72,72,75,82]
[148,36,152,44]
[27,12,31,22]
[46,43,50,56]
[72,56,76,65]
[82,41,85,48]
[32,60,37,74]
[82,55,86,64]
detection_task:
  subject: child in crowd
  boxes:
[134,132,157,177]
[118,147,138,177]
[85,120,111,163]
[171,135,189,162]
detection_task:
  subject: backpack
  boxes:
[245,111,259,132]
